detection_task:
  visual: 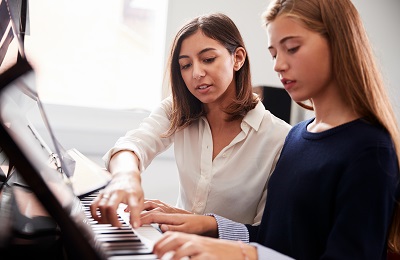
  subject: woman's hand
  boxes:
[139,199,193,215]
[90,150,144,228]
[90,171,144,228]
[140,212,218,237]
[153,231,258,260]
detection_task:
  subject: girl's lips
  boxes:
[281,79,296,90]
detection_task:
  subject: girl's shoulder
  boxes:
[293,117,393,148]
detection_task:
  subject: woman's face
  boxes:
[267,15,334,103]
[178,30,238,107]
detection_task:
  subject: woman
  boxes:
[90,13,291,229]
[142,0,400,259]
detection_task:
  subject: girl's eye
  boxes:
[268,50,277,60]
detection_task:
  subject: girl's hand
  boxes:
[153,231,257,260]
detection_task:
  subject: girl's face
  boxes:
[178,30,241,107]
[267,15,334,103]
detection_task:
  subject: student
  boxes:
[90,13,291,229]
[140,0,400,259]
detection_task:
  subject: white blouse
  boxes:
[103,96,291,225]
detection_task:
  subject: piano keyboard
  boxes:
[80,192,162,260]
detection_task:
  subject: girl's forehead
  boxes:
[267,16,311,45]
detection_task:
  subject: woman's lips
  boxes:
[196,84,211,93]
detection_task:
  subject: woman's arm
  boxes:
[90,97,174,228]
[90,150,144,228]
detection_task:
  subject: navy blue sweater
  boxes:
[247,119,399,259]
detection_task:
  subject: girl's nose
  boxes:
[273,54,288,73]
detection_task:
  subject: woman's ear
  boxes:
[233,47,246,71]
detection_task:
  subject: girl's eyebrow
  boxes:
[268,35,301,50]
[179,47,217,60]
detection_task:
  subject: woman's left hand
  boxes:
[138,199,193,215]
[140,212,218,236]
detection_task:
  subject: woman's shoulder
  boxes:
[152,95,173,114]
[255,102,292,128]
[259,111,292,136]
[160,95,173,108]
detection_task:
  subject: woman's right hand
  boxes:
[90,150,144,228]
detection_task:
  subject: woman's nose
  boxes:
[192,62,205,79]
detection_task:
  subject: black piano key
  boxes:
[102,242,148,249]
[94,230,135,235]
[108,254,158,260]
[96,237,140,243]
[106,248,153,256]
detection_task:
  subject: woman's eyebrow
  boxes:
[179,47,217,60]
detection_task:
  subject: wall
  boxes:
[352,0,400,124]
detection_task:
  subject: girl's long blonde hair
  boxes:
[263,0,400,253]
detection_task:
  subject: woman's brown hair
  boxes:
[263,0,400,253]
[164,13,258,136]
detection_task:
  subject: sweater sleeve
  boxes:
[207,214,295,259]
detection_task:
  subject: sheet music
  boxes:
[66,148,111,197]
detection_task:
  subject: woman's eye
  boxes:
[180,63,191,70]
[203,57,215,63]
[288,46,299,54]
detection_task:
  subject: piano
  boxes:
[0,59,162,259]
